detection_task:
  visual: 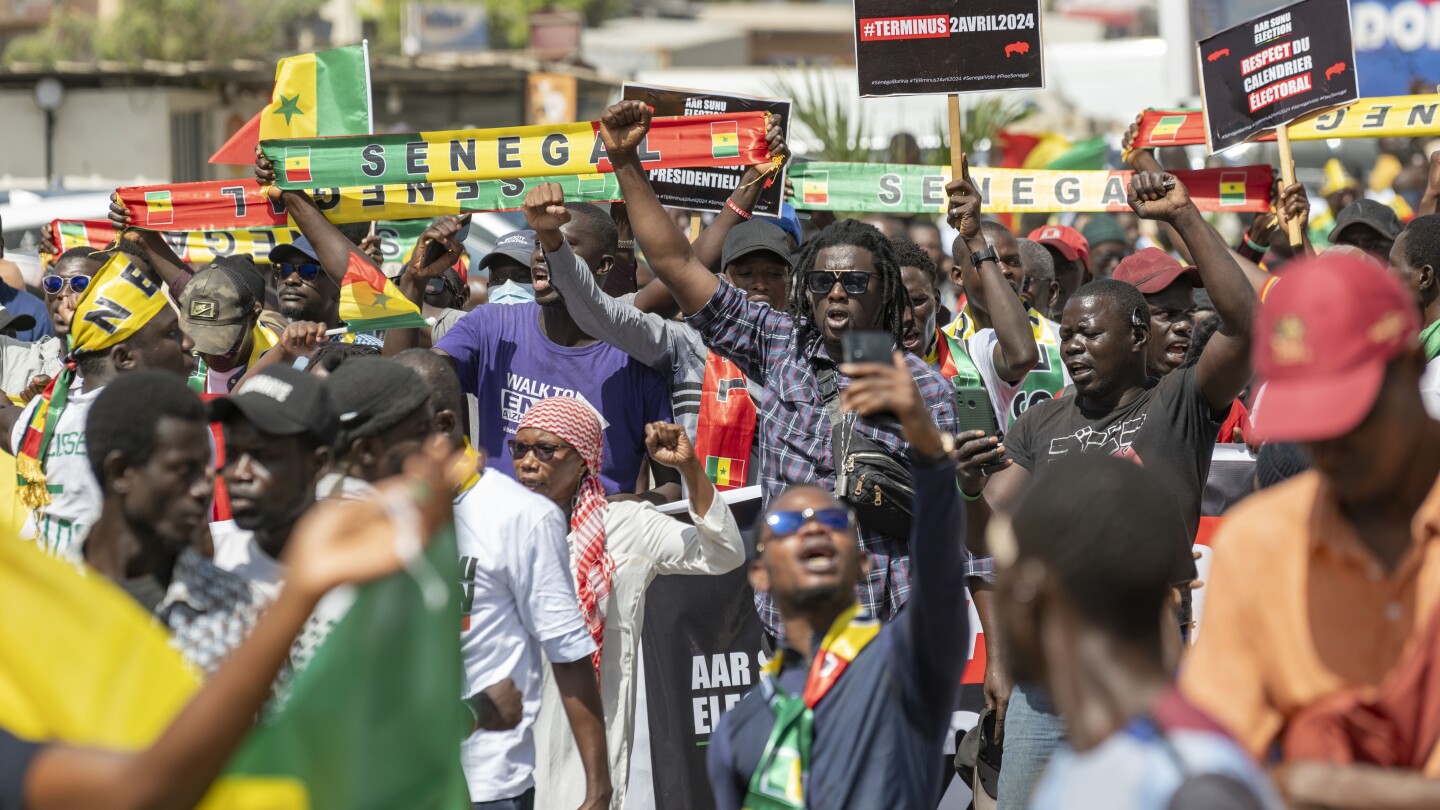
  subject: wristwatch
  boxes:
[617,239,636,250]
[970,246,999,267]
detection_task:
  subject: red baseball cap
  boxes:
[1112,247,1202,294]
[1027,224,1090,272]
[1249,254,1419,443]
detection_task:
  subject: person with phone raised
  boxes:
[598,100,971,641]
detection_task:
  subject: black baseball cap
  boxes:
[1329,199,1403,244]
[0,306,36,338]
[721,220,795,270]
[209,365,339,446]
[479,230,537,272]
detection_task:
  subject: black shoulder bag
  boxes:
[816,366,915,538]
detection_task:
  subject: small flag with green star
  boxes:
[260,45,370,142]
[337,253,427,333]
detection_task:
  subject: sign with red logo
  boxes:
[854,0,1044,97]
[1197,0,1360,152]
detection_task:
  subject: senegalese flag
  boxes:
[1149,114,1188,144]
[705,456,746,489]
[284,146,313,184]
[338,253,428,332]
[802,171,829,205]
[576,173,608,197]
[145,190,174,227]
[1219,171,1247,207]
[711,121,740,159]
[259,44,372,142]
[0,523,470,808]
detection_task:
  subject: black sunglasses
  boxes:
[275,263,323,282]
[41,275,90,296]
[806,271,872,296]
[508,440,572,463]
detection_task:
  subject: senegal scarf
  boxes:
[695,353,756,492]
[744,604,881,809]
[17,251,169,510]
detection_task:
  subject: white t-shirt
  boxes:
[11,382,104,559]
[969,318,1074,432]
[456,468,595,803]
[1422,355,1440,420]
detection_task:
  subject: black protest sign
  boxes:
[622,83,790,218]
[853,0,1043,98]
[1197,0,1359,153]
[642,566,767,810]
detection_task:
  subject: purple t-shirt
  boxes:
[436,301,672,494]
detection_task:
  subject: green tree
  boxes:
[3,0,325,67]
[374,0,619,53]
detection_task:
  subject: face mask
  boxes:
[488,280,536,305]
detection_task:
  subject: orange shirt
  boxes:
[1180,470,1440,773]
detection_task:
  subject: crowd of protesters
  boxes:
[2,91,1440,810]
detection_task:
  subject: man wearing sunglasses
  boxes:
[600,100,965,639]
[707,350,993,810]
[972,173,1258,808]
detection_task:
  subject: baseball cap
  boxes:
[776,202,803,246]
[179,260,260,355]
[209,365,340,446]
[1027,224,1090,272]
[1329,199,1403,245]
[1249,254,1419,443]
[721,220,795,270]
[0,306,36,338]
[324,356,430,445]
[1111,247,1202,294]
[268,236,321,265]
[479,230,537,273]
[1082,214,1127,248]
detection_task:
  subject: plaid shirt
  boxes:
[688,280,971,635]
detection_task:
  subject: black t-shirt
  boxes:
[1006,366,1221,580]
[0,727,41,810]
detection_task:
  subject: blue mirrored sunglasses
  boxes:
[41,275,90,296]
[275,262,323,282]
[765,507,852,536]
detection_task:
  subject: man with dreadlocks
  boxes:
[600,100,965,639]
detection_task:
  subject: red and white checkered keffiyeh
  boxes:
[518,396,611,675]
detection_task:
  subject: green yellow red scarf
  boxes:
[744,604,880,809]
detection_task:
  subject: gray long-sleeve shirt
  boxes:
[545,243,761,487]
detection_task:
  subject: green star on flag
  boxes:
[274,94,304,125]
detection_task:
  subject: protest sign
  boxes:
[853,0,1044,97]
[116,176,623,232]
[258,112,771,189]
[51,218,431,267]
[1131,94,1440,149]
[1197,0,1361,153]
[787,162,1275,214]
[622,83,790,218]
